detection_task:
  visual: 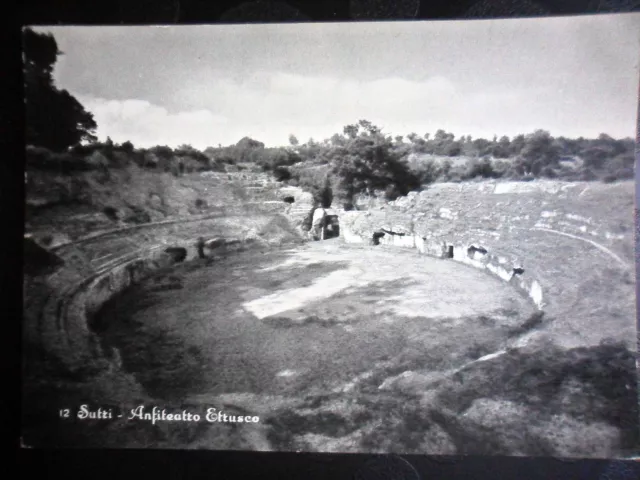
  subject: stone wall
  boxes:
[339,210,545,311]
[278,185,315,230]
[31,247,181,373]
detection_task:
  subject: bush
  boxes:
[412,159,441,185]
[109,151,131,168]
[465,157,499,179]
[581,147,610,170]
[273,166,292,181]
[26,145,94,173]
[69,143,103,156]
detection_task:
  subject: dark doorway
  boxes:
[467,245,488,258]
[372,231,385,245]
[447,245,454,258]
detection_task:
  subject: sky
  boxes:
[33,14,640,149]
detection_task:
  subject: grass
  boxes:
[260,337,639,456]
[25,163,283,239]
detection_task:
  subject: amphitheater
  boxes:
[22,171,639,458]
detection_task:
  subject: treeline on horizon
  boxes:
[24,28,637,211]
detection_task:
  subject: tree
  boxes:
[519,130,559,174]
[509,134,526,157]
[357,119,381,135]
[121,141,134,153]
[309,175,333,208]
[472,138,492,157]
[23,28,97,151]
[430,129,456,155]
[343,124,359,139]
[331,120,420,206]
[236,136,265,150]
[443,141,462,157]
[330,133,346,146]
[493,136,511,158]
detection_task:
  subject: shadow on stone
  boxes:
[23,235,65,276]
[164,247,187,263]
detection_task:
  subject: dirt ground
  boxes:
[95,239,535,401]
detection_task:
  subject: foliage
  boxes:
[325,120,421,206]
[204,138,300,173]
[273,166,292,181]
[310,175,333,208]
[23,28,97,151]
[26,145,94,173]
[278,121,635,207]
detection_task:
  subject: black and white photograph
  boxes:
[21,13,640,458]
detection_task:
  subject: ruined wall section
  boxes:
[340,209,545,312]
[340,180,635,326]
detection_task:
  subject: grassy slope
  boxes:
[25,164,286,241]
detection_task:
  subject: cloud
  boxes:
[171,72,467,145]
[77,96,229,149]
[76,69,635,149]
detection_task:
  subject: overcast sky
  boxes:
[33,13,640,149]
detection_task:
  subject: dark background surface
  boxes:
[7,0,640,478]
